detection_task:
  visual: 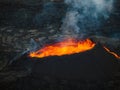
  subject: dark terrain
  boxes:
[0,0,120,90]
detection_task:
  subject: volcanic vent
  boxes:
[28,39,119,80]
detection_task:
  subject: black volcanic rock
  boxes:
[0,44,119,90]
[31,44,119,81]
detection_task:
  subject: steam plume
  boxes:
[61,0,114,38]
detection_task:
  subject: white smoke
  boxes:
[61,11,80,34]
[61,0,114,38]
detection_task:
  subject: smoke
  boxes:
[61,0,114,38]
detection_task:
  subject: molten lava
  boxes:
[29,39,95,58]
[104,47,120,59]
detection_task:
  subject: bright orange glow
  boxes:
[104,47,120,59]
[29,38,95,58]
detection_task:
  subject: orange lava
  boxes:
[104,47,120,59]
[29,38,95,58]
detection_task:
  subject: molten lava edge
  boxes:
[29,39,95,58]
[104,47,120,59]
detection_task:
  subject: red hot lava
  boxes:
[29,38,120,59]
[29,38,95,58]
[104,47,120,59]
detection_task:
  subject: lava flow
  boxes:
[29,38,95,58]
[104,47,120,59]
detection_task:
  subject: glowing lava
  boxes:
[29,38,95,58]
[104,47,120,59]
